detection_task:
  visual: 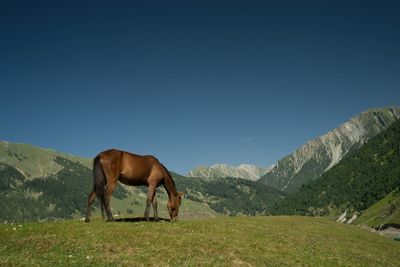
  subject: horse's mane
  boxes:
[160,163,177,196]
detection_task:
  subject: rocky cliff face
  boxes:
[258,107,400,193]
[187,164,272,181]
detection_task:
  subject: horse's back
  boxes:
[98,148,122,158]
[97,149,153,165]
[97,149,165,186]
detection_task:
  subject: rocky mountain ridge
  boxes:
[259,107,400,192]
[187,163,272,181]
[270,118,400,228]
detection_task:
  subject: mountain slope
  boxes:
[354,188,400,229]
[259,107,400,192]
[174,172,285,215]
[0,156,131,222]
[271,118,400,221]
[0,141,91,178]
[187,163,272,181]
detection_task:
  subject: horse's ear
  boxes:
[177,192,185,198]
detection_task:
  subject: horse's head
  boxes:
[167,191,184,221]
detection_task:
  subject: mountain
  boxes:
[0,141,283,222]
[187,164,272,181]
[271,118,400,226]
[259,107,400,193]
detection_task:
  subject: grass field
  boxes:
[1,216,399,266]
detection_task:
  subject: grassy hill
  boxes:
[355,188,400,228]
[1,216,399,266]
[0,141,91,178]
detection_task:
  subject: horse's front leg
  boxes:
[144,184,156,221]
[152,194,159,222]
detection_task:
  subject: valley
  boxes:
[0,107,399,239]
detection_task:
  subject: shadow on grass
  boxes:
[114,217,170,223]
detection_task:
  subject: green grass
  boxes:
[1,216,399,266]
[355,189,400,228]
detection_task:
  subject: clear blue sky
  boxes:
[1,0,399,174]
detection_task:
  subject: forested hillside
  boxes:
[272,119,400,220]
[173,173,285,215]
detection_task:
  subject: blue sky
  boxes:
[1,0,399,174]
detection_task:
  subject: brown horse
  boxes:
[84,149,184,222]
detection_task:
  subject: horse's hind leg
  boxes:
[152,194,159,221]
[84,189,97,222]
[104,180,118,222]
[102,163,119,222]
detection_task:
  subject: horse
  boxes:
[84,149,184,222]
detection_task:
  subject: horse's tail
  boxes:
[93,155,107,217]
